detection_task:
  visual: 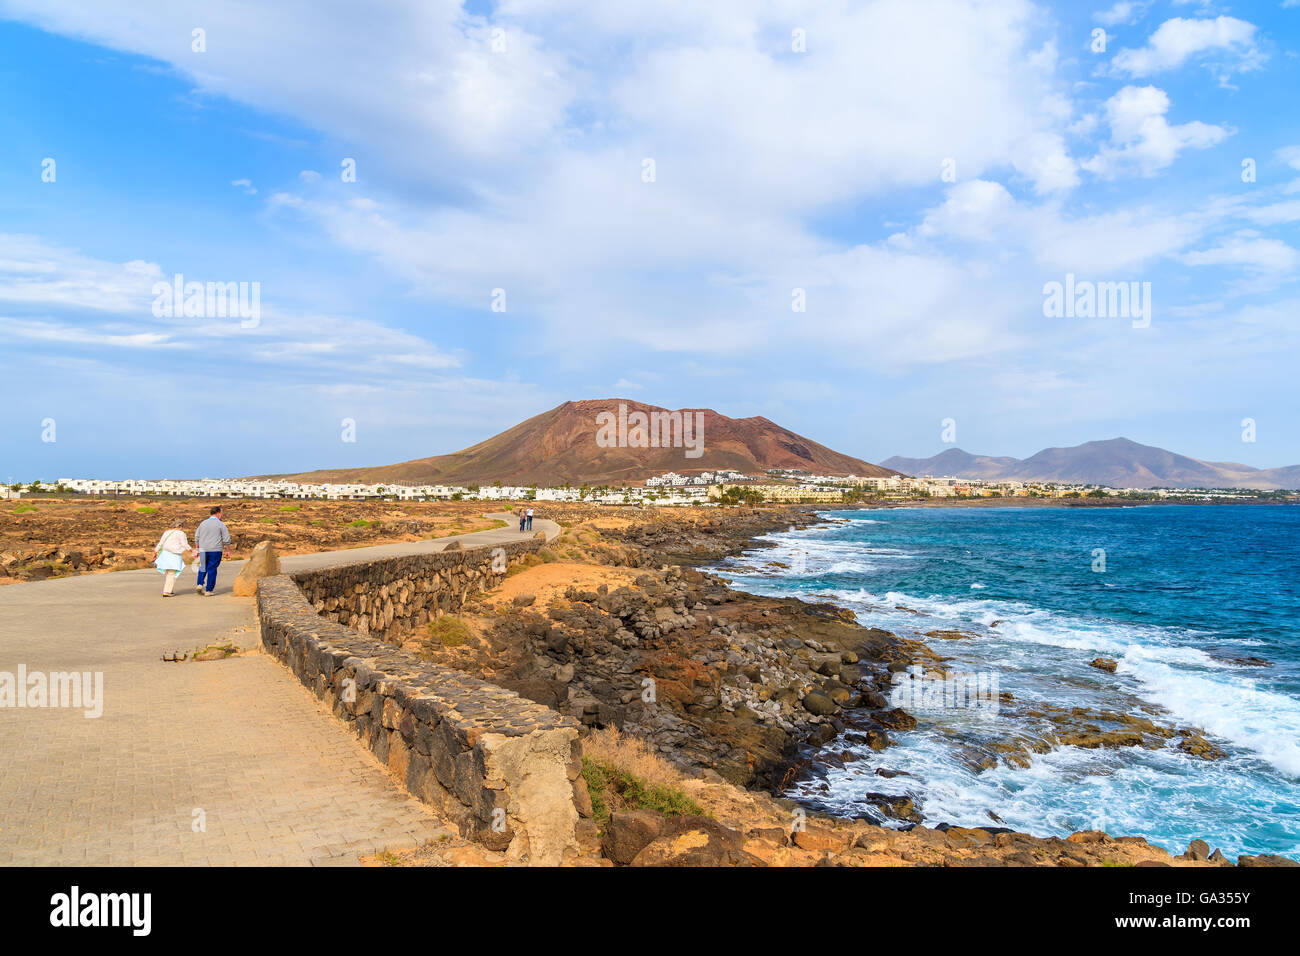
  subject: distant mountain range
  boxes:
[883,438,1300,490]
[287,399,895,486]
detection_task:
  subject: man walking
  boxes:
[195,506,231,596]
[526,506,534,532]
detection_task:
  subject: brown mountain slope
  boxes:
[290,399,894,486]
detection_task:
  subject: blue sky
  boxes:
[2,0,1299,480]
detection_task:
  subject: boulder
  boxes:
[745,826,791,847]
[601,810,666,864]
[629,817,761,867]
[822,682,854,705]
[232,540,280,596]
[845,729,890,751]
[861,689,889,709]
[1217,655,1272,668]
[571,777,594,819]
[1090,657,1118,673]
[853,829,895,853]
[801,691,837,716]
[874,708,918,731]
[1177,733,1227,761]
[944,827,994,848]
[792,825,849,853]
[1237,854,1299,867]
[924,629,972,641]
[861,730,891,751]
[859,793,923,824]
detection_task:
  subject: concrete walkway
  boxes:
[0,513,559,866]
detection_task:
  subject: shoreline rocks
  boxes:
[364,503,1280,867]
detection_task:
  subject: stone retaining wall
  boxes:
[255,537,586,865]
[293,536,540,643]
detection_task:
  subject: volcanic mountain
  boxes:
[883,438,1300,490]
[290,399,895,487]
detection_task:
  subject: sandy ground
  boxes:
[478,561,643,610]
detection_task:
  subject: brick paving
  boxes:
[0,514,556,865]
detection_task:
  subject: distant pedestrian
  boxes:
[194,506,232,596]
[526,507,534,531]
[517,507,526,532]
[152,521,191,597]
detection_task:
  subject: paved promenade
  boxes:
[0,514,558,866]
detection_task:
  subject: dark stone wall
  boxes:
[255,538,585,864]
[291,537,537,642]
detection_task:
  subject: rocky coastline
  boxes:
[383,504,1295,867]
[415,506,913,792]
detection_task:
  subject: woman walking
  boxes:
[152,521,191,597]
[517,506,526,532]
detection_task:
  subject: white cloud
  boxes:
[1028,207,1201,273]
[0,0,1287,394]
[1112,16,1262,77]
[0,0,574,186]
[231,178,257,195]
[3,317,181,349]
[0,235,162,313]
[1242,200,1300,226]
[0,0,1089,204]
[1082,85,1229,178]
[917,180,1020,243]
[0,234,462,378]
[1182,235,1300,274]
[1013,131,1081,193]
[1094,2,1141,27]
[1277,146,1300,171]
[916,178,1203,273]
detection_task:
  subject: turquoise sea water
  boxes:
[714,504,1300,859]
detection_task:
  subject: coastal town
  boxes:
[5,469,1289,504]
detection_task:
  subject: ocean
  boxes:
[714,504,1300,859]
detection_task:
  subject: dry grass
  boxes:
[428,615,471,647]
[581,726,689,792]
[0,496,511,587]
[580,731,705,827]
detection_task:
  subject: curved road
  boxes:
[0,514,558,865]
